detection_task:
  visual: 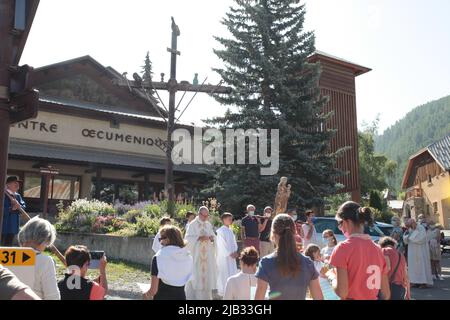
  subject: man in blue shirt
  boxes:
[1,176,26,246]
[241,204,264,252]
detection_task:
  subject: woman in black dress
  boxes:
[143,225,193,300]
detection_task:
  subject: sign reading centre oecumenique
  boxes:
[10,111,169,156]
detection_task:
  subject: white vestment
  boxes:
[184,217,217,300]
[403,224,433,285]
[216,226,239,296]
[152,231,161,254]
[223,271,257,300]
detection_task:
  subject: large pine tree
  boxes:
[203,0,343,214]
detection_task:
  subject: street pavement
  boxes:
[411,254,450,300]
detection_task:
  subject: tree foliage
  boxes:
[375,95,450,190]
[359,119,397,196]
[202,0,342,215]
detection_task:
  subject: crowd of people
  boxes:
[0,175,446,300]
[141,201,446,301]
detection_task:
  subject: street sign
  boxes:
[39,167,60,175]
[1,247,36,289]
[0,247,36,266]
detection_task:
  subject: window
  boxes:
[23,173,41,198]
[50,175,81,200]
[21,173,80,200]
[433,202,438,213]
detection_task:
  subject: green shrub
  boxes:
[370,207,394,223]
[123,209,145,223]
[133,216,161,237]
[144,204,162,218]
[175,202,197,222]
[55,199,116,233]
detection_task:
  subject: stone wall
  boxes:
[55,232,244,267]
[55,232,156,267]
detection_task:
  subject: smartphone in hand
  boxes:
[89,251,105,269]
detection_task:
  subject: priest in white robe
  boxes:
[403,218,433,287]
[184,206,217,300]
[216,213,239,297]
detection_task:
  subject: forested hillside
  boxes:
[375,95,450,190]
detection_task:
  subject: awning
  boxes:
[8,139,205,174]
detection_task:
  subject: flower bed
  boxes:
[54,198,241,238]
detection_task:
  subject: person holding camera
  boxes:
[58,245,108,300]
[302,210,321,249]
[259,206,275,257]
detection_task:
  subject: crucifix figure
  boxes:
[114,17,231,216]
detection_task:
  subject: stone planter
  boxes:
[55,232,245,267]
[55,232,156,267]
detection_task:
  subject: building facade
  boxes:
[308,51,371,202]
[7,56,204,215]
[401,134,450,228]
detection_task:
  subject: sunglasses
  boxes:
[337,219,344,229]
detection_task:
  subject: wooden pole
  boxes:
[4,190,66,266]
[42,173,50,219]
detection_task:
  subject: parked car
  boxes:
[441,232,450,255]
[312,217,387,244]
[375,222,394,236]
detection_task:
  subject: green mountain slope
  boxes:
[375,95,450,190]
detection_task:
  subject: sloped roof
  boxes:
[31,55,165,118]
[401,133,450,189]
[428,134,450,170]
[308,50,372,76]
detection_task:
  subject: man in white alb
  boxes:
[184,206,217,300]
[403,218,433,288]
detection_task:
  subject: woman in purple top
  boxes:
[255,214,323,300]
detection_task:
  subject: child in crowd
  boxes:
[321,229,337,262]
[223,247,259,300]
[152,217,172,254]
[305,244,340,300]
[185,211,195,229]
[216,213,239,297]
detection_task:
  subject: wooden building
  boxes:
[401,134,450,228]
[7,56,204,215]
[309,51,371,202]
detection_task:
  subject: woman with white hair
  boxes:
[18,217,61,300]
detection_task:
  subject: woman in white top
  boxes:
[320,229,337,261]
[223,246,259,300]
[18,217,60,300]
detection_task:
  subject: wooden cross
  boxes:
[113,17,231,216]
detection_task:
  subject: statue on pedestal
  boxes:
[274,176,291,216]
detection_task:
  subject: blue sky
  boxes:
[21,0,450,134]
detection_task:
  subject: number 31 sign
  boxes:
[0,247,36,266]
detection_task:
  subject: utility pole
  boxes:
[114,17,231,216]
[165,17,180,216]
[0,0,40,240]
